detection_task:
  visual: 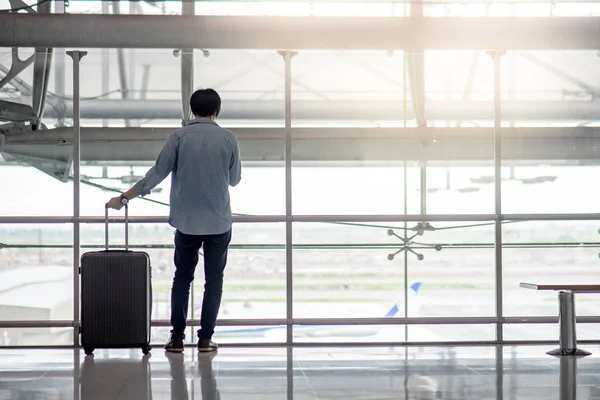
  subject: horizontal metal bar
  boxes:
[4,14,600,50]
[151,319,286,327]
[2,316,600,329]
[4,214,600,225]
[294,317,500,325]
[292,215,496,222]
[291,339,600,347]
[0,217,74,224]
[9,127,600,144]
[7,341,600,351]
[12,99,600,121]
[7,242,600,251]
[0,215,285,224]
[154,317,500,326]
[286,340,599,347]
[0,342,521,350]
[288,341,500,348]
[11,340,600,350]
[0,342,496,349]
[8,125,600,163]
[0,318,495,329]
[81,215,285,223]
[504,316,600,324]
[294,214,600,223]
[503,214,600,221]
[0,215,485,224]
[0,345,76,349]
[0,320,76,328]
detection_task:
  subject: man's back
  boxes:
[133,118,241,236]
[171,119,241,235]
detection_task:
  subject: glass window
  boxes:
[0,224,73,322]
[0,163,73,217]
[293,324,495,343]
[291,50,409,215]
[501,51,600,214]
[503,220,600,318]
[293,221,495,324]
[0,328,73,346]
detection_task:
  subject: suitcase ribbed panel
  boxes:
[81,251,151,348]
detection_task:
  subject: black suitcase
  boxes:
[80,204,152,356]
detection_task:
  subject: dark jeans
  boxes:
[170,229,231,340]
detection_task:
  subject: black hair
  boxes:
[190,88,221,118]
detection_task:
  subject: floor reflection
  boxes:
[0,346,595,399]
[167,352,221,400]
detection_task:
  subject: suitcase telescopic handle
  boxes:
[104,203,129,251]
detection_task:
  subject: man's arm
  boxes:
[108,133,179,209]
[229,137,242,187]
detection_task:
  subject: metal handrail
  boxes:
[2,316,600,329]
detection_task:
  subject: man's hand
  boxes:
[107,196,124,210]
[107,188,139,211]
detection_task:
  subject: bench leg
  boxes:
[547,292,591,357]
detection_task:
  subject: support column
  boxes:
[112,1,130,127]
[181,0,195,126]
[54,51,65,126]
[282,50,296,346]
[405,3,426,214]
[406,53,427,214]
[490,50,505,342]
[54,0,65,126]
[101,2,109,128]
[67,50,87,348]
[32,0,53,122]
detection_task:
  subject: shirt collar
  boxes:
[188,118,218,126]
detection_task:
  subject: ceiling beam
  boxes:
[33,98,600,121]
[3,14,600,50]
[4,127,600,163]
[6,126,600,141]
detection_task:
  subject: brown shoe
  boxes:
[197,339,218,352]
[164,335,185,353]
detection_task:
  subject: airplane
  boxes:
[206,282,423,340]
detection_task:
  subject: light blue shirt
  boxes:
[133,119,242,235]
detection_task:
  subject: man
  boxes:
[108,89,242,353]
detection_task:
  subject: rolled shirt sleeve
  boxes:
[133,133,179,196]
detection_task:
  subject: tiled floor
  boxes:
[0,345,597,399]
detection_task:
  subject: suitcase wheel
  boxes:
[84,347,94,356]
[142,344,152,355]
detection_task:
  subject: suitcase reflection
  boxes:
[80,353,220,400]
